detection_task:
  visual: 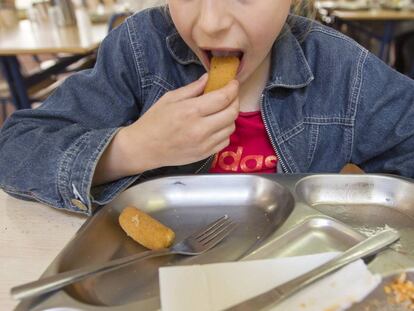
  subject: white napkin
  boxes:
[159,252,381,311]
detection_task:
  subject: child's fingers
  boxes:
[163,74,208,102]
[207,125,236,153]
[192,80,239,116]
[202,97,239,135]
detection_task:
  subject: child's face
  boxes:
[167,0,291,83]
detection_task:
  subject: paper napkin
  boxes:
[159,252,381,311]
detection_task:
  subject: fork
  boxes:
[11,215,235,300]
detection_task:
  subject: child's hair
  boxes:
[160,4,173,26]
[291,0,316,20]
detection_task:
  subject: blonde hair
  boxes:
[291,0,316,20]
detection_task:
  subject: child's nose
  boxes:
[197,0,232,36]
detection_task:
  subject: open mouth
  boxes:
[202,48,244,73]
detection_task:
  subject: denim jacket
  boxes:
[1,7,414,215]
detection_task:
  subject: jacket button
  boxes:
[71,199,87,211]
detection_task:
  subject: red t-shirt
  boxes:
[209,111,277,173]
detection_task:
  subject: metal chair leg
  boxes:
[0,99,7,124]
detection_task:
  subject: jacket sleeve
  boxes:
[0,22,143,215]
[352,52,414,177]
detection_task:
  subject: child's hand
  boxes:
[120,74,239,173]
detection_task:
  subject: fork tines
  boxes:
[196,215,236,246]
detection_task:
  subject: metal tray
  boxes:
[16,174,294,311]
[295,175,414,257]
[244,216,365,261]
[14,174,414,311]
[349,270,414,311]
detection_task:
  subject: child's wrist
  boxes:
[116,126,160,174]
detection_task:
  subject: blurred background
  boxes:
[0,0,413,126]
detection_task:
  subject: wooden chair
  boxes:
[340,163,365,174]
[0,80,9,122]
[108,12,131,32]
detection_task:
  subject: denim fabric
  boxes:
[1,7,414,215]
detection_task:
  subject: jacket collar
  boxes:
[166,20,314,90]
[265,23,314,89]
[166,32,203,66]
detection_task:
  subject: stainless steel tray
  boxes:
[349,270,414,311]
[14,174,414,311]
[16,175,294,311]
[244,215,365,260]
[296,175,414,257]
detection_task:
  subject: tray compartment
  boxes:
[55,175,295,307]
[295,175,414,256]
[244,216,365,260]
[350,270,414,311]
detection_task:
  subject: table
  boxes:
[316,2,414,63]
[0,8,108,110]
[0,189,86,310]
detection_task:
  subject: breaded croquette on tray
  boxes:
[119,206,175,250]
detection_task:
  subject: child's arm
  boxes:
[93,75,239,185]
[0,23,143,215]
[351,53,414,176]
[0,19,240,214]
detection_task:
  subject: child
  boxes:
[0,0,413,215]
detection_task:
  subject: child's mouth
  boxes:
[202,49,244,74]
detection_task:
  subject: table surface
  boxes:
[0,190,86,310]
[332,8,414,20]
[0,9,108,55]
[316,1,414,20]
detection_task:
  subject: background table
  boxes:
[0,9,108,110]
[0,190,86,310]
[316,2,414,63]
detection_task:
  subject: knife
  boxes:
[225,228,399,311]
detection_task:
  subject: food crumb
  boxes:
[384,272,414,308]
[324,304,339,311]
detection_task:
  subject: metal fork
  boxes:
[11,215,235,300]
